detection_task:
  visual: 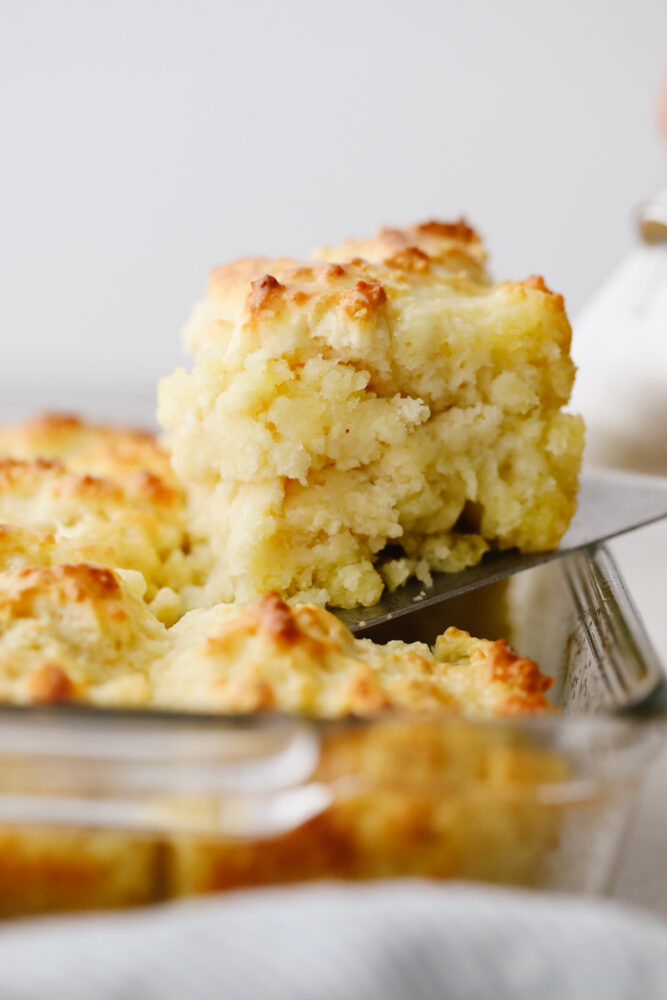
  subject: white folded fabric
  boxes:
[1,881,666,1000]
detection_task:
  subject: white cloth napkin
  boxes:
[1,881,666,1000]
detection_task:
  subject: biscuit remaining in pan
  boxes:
[159,220,583,609]
[153,592,554,717]
[0,563,166,706]
[0,573,553,717]
[0,415,208,623]
[0,720,569,917]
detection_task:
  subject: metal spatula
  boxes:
[336,468,667,634]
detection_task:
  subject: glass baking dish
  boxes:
[0,543,663,917]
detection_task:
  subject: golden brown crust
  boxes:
[200,219,493,340]
[0,411,153,452]
[0,415,204,616]
[249,590,301,647]
[0,457,123,505]
[385,246,430,273]
[28,661,75,704]
[208,257,299,295]
[0,522,112,575]
[340,280,387,319]
[0,413,179,491]
[486,639,552,693]
[313,218,486,273]
[247,274,287,317]
[8,563,123,605]
[0,562,166,706]
[152,595,555,718]
[203,228,496,337]
[0,456,180,511]
[415,219,480,241]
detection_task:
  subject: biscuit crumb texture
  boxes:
[0,415,210,623]
[159,220,584,608]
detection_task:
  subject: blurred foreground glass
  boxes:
[0,545,662,917]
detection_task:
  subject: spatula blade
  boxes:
[335,470,667,633]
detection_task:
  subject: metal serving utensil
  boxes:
[336,469,667,633]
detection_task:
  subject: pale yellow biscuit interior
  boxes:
[159,220,583,609]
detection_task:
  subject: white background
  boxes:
[1,0,666,394]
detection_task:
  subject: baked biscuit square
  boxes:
[159,221,583,609]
